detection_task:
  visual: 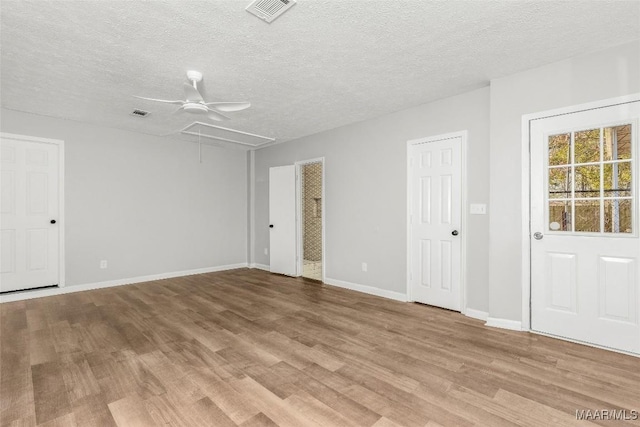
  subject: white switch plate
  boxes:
[362,262,368,272]
[100,260,108,269]
[470,204,487,215]
[264,248,268,255]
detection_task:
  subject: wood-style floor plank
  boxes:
[107,395,155,427]
[1,268,639,426]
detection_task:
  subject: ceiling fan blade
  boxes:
[183,83,204,103]
[133,95,184,105]
[203,101,251,112]
[207,109,230,121]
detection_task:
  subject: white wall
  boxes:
[253,87,491,312]
[488,41,640,321]
[1,109,248,287]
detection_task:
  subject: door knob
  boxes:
[269,224,274,228]
[533,232,543,240]
[50,219,57,224]
[451,230,459,236]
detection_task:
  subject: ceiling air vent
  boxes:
[130,109,150,117]
[246,0,296,23]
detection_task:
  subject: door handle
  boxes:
[269,224,274,228]
[50,219,57,224]
[451,230,459,236]
[533,232,543,240]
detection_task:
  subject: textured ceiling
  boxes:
[1,0,639,148]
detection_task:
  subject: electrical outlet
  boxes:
[100,260,108,269]
[362,262,367,272]
[264,248,268,255]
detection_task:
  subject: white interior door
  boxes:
[409,135,462,311]
[531,101,640,354]
[1,135,60,293]
[269,165,297,276]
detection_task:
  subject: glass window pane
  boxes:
[548,167,571,199]
[549,201,572,231]
[575,200,600,232]
[603,161,632,197]
[574,129,600,164]
[549,133,571,166]
[603,124,632,161]
[575,165,600,198]
[604,199,632,233]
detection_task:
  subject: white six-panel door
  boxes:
[530,101,639,354]
[1,135,61,293]
[269,165,297,276]
[409,135,462,311]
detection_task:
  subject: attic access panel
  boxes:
[180,122,275,148]
[246,0,296,23]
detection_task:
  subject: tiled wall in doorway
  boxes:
[302,162,322,280]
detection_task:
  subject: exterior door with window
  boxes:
[530,101,639,354]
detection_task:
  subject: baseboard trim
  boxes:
[0,263,248,303]
[464,308,489,321]
[249,263,270,271]
[485,317,523,331]
[324,277,407,302]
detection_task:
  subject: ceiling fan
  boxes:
[133,70,250,121]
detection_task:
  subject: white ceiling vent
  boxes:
[246,0,296,23]
[130,109,150,117]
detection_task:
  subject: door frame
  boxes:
[520,93,640,331]
[0,132,66,289]
[406,130,468,312]
[295,157,326,282]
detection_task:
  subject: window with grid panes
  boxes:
[547,124,633,234]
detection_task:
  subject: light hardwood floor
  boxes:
[1,268,638,426]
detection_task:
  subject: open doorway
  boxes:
[297,160,324,281]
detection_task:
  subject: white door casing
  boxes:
[408,133,463,311]
[269,165,297,276]
[530,101,639,354]
[1,134,63,293]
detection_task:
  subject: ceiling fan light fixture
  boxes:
[183,103,209,114]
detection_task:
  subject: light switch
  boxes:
[470,204,487,215]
